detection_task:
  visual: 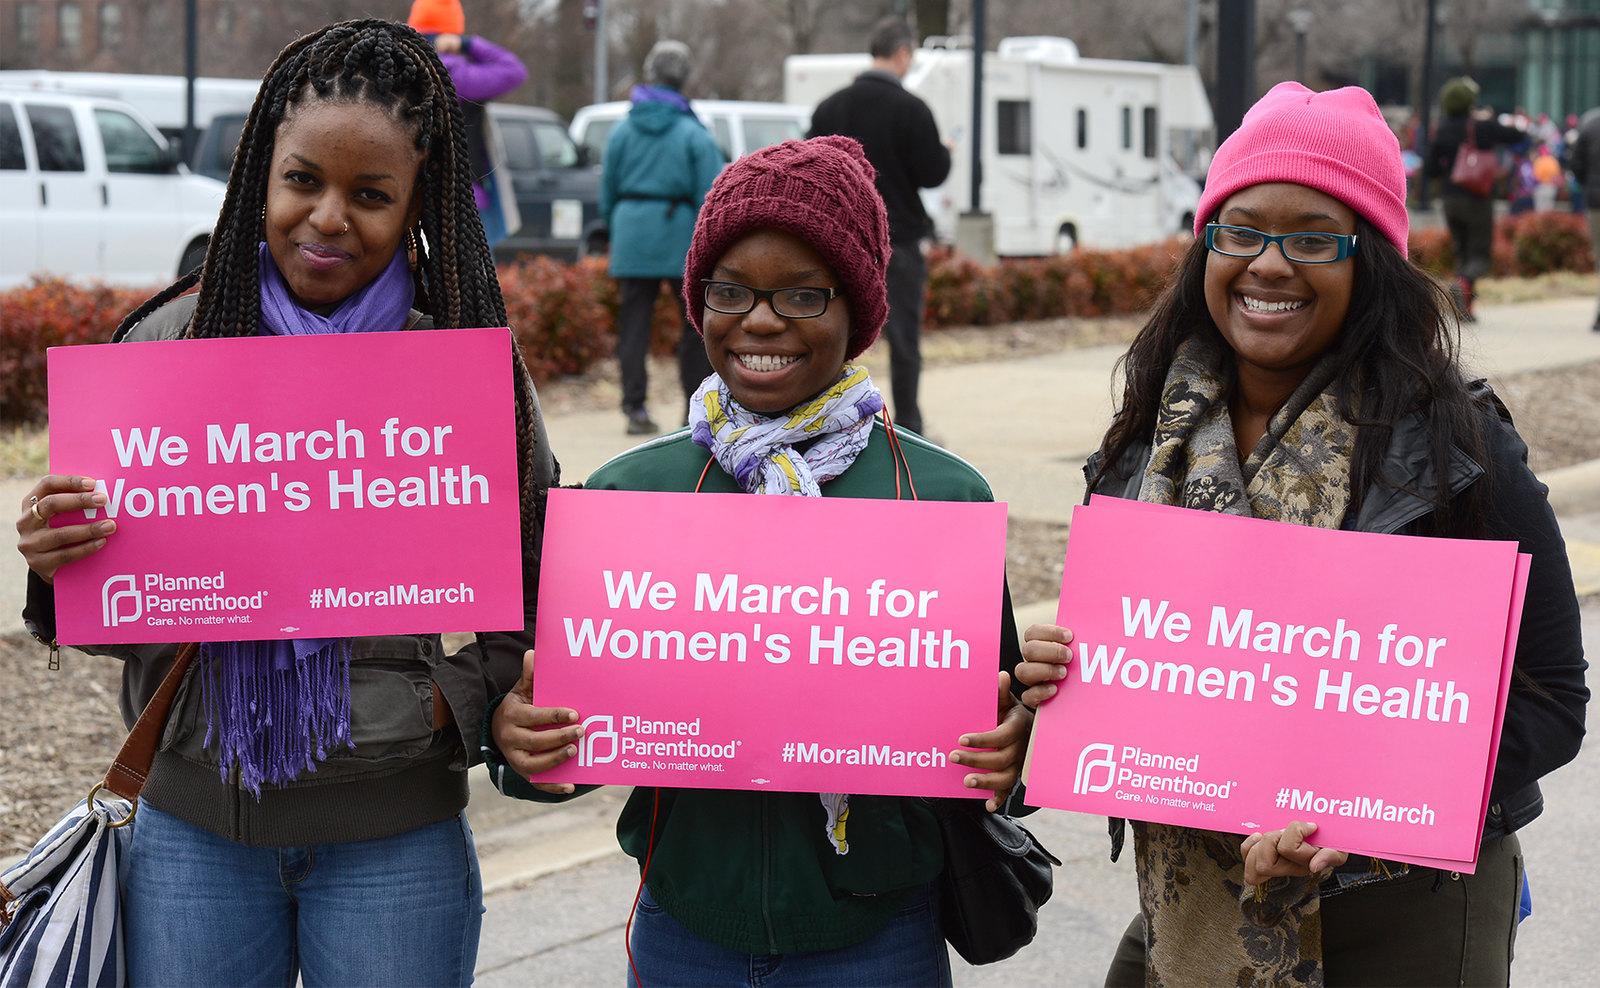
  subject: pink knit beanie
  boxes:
[682,136,890,359]
[1195,82,1409,255]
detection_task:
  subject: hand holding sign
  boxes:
[952,671,1031,812]
[1241,822,1349,886]
[16,475,114,584]
[491,648,583,794]
[1014,623,1076,709]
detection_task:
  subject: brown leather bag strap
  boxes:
[102,642,200,801]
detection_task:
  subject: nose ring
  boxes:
[339,222,349,235]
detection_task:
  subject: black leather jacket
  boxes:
[1084,382,1588,869]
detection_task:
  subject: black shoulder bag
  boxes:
[927,797,1062,965]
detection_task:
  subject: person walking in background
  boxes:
[1569,106,1600,330]
[807,17,950,436]
[408,0,527,247]
[601,40,725,435]
[1424,77,1525,322]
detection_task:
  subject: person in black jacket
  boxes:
[1422,77,1526,321]
[1568,106,1600,330]
[807,17,951,435]
[1017,82,1585,987]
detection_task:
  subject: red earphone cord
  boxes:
[623,407,916,987]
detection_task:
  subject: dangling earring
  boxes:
[406,228,420,270]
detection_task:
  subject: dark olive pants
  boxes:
[884,239,927,435]
[1442,192,1496,282]
[616,277,713,417]
[1105,833,1523,987]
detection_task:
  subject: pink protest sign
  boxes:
[529,488,1008,798]
[1025,496,1528,871]
[47,329,524,644]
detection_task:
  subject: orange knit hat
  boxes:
[408,0,465,35]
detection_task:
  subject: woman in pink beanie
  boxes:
[484,136,1039,986]
[1016,83,1585,985]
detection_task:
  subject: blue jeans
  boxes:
[626,885,952,987]
[123,804,483,987]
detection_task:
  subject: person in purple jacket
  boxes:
[409,0,527,246]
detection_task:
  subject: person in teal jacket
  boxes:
[602,39,726,435]
[486,137,1038,986]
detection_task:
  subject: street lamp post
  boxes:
[595,0,604,105]
[1287,7,1312,83]
[1215,0,1256,141]
[953,0,995,262]
[183,0,197,164]
[1418,0,1440,209]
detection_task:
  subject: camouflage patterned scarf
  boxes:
[1132,333,1355,987]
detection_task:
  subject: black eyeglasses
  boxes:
[701,280,838,319]
[1204,224,1359,264]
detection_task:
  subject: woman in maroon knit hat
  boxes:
[483,136,1040,985]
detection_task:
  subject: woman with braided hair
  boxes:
[15,19,555,986]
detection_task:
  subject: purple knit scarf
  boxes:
[198,244,415,795]
[630,84,692,114]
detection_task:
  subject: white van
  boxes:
[0,71,261,146]
[0,89,224,288]
[785,38,1213,254]
[569,99,810,165]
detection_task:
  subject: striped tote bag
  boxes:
[0,795,132,987]
[0,644,196,988]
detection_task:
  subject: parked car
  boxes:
[195,103,605,262]
[490,104,606,260]
[569,99,810,165]
[1,88,224,288]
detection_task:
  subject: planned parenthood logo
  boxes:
[578,714,620,767]
[101,575,141,627]
[1073,742,1117,795]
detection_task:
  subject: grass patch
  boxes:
[1476,271,1598,306]
[0,425,47,481]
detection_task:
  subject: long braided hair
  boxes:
[112,19,555,571]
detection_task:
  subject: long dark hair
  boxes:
[1094,217,1490,536]
[111,19,555,564]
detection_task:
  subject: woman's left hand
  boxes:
[1241,821,1349,885]
[952,671,1033,812]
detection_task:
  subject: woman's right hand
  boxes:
[16,475,114,585]
[1014,623,1075,709]
[491,648,584,795]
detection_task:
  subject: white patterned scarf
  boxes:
[688,365,885,854]
[688,366,885,496]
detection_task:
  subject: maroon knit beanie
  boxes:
[682,136,890,359]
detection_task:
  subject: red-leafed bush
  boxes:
[1503,212,1594,276]
[0,278,151,424]
[5,220,1591,425]
[925,240,1184,328]
[1408,227,1454,276]
[498,254,614,382]
[1408,212,1594,278]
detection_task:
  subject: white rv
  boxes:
[784,38,1213,254]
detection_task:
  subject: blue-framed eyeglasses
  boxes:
[1204,224,1359,264]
